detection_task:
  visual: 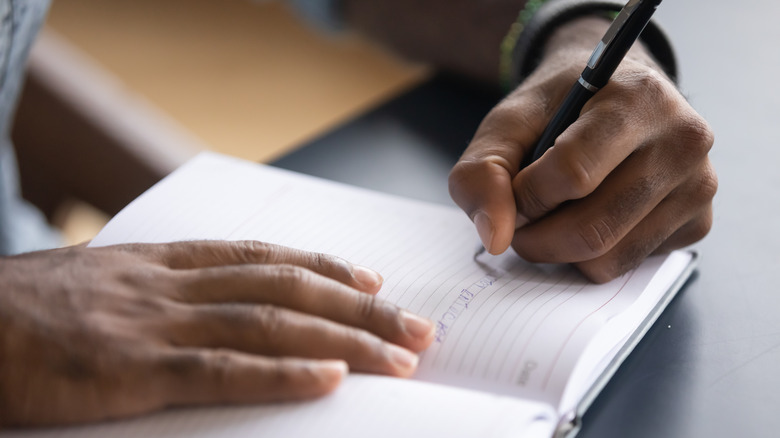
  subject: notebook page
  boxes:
[0,376,557,438]
[90,152,685,410]
[413,250,689,410]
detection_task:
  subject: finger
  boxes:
[448,157,517,254]
[168,304,421,378]
[170,264,434,352]
[654,209,714,254]
[653,165,717,254]
[449,91,548,254]
[511,115,715,267]
[158,349,347,406]
[570,170,716,282]
[512,164,671,266]
[511,107,639,227]
[510,69,677,227]
[123,240,383,294]
[573,208,713,283]
[511,65,704,227]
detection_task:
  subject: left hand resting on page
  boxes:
[0,241,434,427]
[449,17,717,283]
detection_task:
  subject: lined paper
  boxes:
[90,152,690,414]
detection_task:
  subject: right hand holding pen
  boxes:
[449,17,717,283]
[0,241,434,427]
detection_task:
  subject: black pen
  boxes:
[524,0,663,166]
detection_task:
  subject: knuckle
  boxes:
[695,165,719,202]
[587,96,630,131]
[471,91,548,147]
[355,293,381,321]
[673,115,715,157]
[620,66,671,104]
[163,349,234,396]
[615,67,679,120]
[689,215,713,243]
[356,293,402,335]
[114,242,162,260]
[449,152,514,209]
[635,68,668,95]
[253,305,289,353]
[238,240,275,265]
[454,151,512,176]
[128,294,171,316]
[579,258,628,284]
[162,349,207,377]
[267,359,300,392]
[577,237,652,284]
[110,263,156,289]
[515,175,553,219]
[199,349,241,402]
[205,350,234,387]
[256,305,286,337]
[617,68,714,163]
[556,150,599,199]
[577,262,618,284]
[680,162,718,207]
[312,251,329,270]
[447,164,471,204]
[311,251,347,277]
[448,160,476,195]
[489,95,542,128]
[271,264,311,292]
[575,218,620,259]
[346,327,385,358]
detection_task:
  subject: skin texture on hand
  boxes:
[0,241,435,427]
[449,17,717,283]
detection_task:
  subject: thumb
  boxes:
[448,155,517,254]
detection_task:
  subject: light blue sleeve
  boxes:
[0,0,62,255]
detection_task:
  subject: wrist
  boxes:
[542,16,661,76]
[506,0,678,89]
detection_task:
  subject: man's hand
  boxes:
[0,241,434,427]
[449,17,717,283]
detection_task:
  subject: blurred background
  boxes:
[20,0,429,244]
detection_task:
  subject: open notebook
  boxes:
[6,153,696,438]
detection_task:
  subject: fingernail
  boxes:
[474,211,494,253]
[317,360,349,377]
[516,212,530,229]
[352,265,383,290]
[387,344,419,373]
[400,310,434,340]
[313,360,349,389]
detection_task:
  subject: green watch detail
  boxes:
[499,0,551,93]
[499,0,677,93]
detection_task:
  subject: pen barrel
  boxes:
[525,82,595,165]
[583,0,661,88]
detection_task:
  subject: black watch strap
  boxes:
[509,0,677,87]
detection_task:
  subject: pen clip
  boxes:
[586,0,643,70]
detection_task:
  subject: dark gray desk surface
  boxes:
[274,1,780,436]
